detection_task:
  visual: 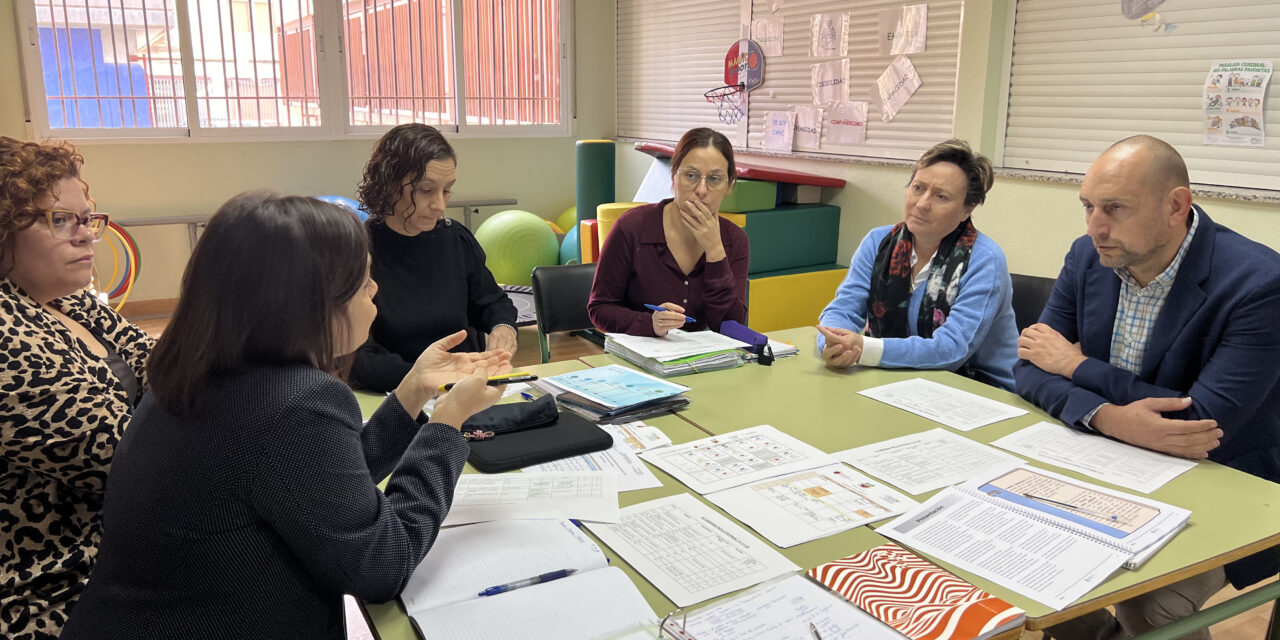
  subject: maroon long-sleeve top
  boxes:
[588,200,750,336]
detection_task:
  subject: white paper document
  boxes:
[677,575,904,640]
[410,566,656,640]
[762,110,796,152]
[608,421,673,452]
[834,428,1024,495]
[992,422,1196,494]
[444,472,620,526]
[874,55,922,123]
[705,463,915,547]
[604,330,750,363]
[640,425,832,494]
[522,430,663,492]
[879,489,1129,610]
[858,378,1027,431]
[585,493,800,607]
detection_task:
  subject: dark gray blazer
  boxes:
[62,364,469,639]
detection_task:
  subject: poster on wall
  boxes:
[826,101,869,145]
[1203,60,1271,147]
[811,59,850,105]
[792,105,823,150]
[878,4,928,56]
[751,17,785,57]
[874,56,923,123]
[810,13,850,58]
[762,111,796,152]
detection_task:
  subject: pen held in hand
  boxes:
[644,304,695,324]
[477,568,577,597]
[437,373,538,393]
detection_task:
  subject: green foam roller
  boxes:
[719,179,777,213]
[576,140,615,224]
[739,204,840,274]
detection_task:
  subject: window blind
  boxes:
[743,0,962,160]
[616,0,741,142]
[1001,0,1280,191]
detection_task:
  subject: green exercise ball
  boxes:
[474,210,560,286]
[556,206,577,235]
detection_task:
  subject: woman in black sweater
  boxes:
[62,192,510,640]
[351,123,518,392]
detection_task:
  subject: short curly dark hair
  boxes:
[912,139,994,209]
[357,123,456,224]
[0,136,88,276]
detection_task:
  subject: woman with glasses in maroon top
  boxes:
[589,128,750,337]
[0,136,154,640]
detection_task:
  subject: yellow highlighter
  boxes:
[437,372,538,393]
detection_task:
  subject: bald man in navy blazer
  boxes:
[1015,135,1280,640]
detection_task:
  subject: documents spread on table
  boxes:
[443,472,620,526]
[878,464,1190,610]
[639,425,832,494]
[991,421,1197,494]
[542,365,690,410]
[833,428,1024,495]
[671,575,905,640]
[522,422,669,492]
[704,463,915,548]
[606,328,752,361]
[857,378,1027,431]
[585,493,800,607]
[401,519,656,640]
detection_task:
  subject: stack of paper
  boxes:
[604,329,752,377]
[537,365,691,423]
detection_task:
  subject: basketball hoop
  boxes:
[705,84,746,125]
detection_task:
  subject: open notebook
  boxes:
[400,519,656,640]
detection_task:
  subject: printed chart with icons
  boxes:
[748,467,906,531]
[664,430,810,486]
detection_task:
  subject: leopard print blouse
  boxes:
[1,279,153,640]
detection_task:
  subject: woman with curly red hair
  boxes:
[0,136,153,639]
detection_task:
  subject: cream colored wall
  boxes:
[0,0,616,300]
[615,0,1278,279]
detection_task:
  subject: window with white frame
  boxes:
[15,0,570,139]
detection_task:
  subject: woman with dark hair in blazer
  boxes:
[62,192,510,640]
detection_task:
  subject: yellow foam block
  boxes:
[596,202,645,249]
[717,212,747,227]
[747,267,847,333]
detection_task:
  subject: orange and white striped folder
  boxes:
[808,543,1025,640]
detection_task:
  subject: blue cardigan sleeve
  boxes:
[816,228,882,351]
[877,237,1009,370]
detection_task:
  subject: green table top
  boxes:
[581,326,1280,627]
[357,360,721,639]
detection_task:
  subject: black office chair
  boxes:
[531,263,600,363]
[1010,273,1057,333]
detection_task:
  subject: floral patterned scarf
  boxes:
[867,218,978,339]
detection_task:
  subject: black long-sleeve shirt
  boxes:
[62,364,469,640]
[352,218,517,392]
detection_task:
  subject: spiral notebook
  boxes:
[878,464,1190,610]
[809,543,1025,640]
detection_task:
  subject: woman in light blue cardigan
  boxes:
[816,139,1018,390]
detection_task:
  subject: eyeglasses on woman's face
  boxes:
[677,168,729,192]
[38,209,110,241]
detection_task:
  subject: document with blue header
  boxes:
[542,364,689,410]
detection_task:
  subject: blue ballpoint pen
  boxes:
[644,304,695,324]
[477,568,577,597]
